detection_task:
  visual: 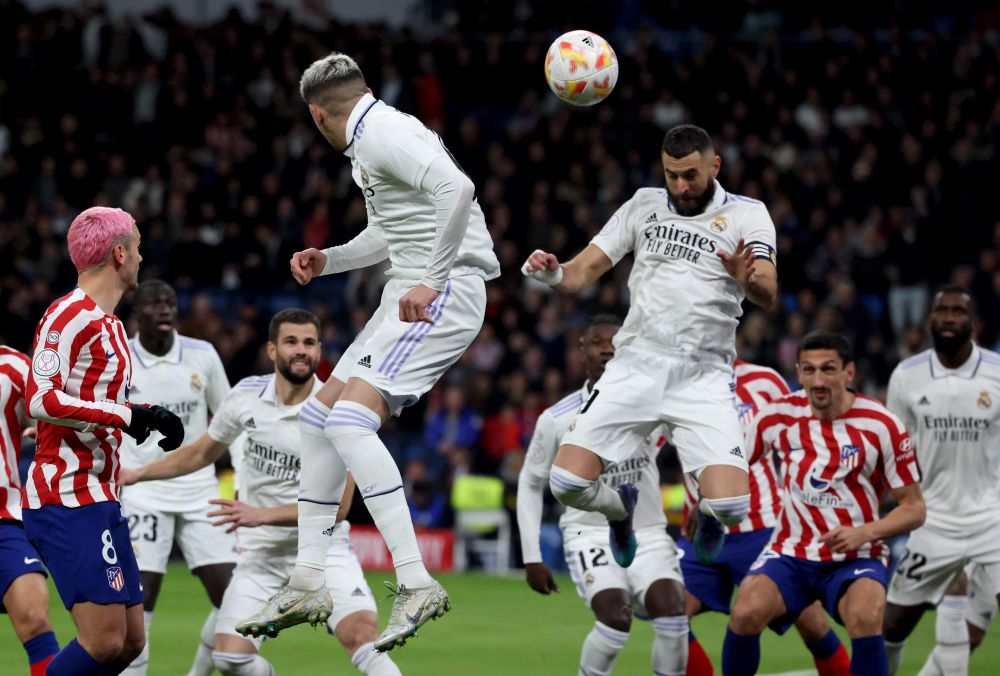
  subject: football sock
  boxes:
[651,615,688,676]
[24,631,58,676]
[351,642,402,675]
[915,649,944,676]
[292,398,346,590]
[806,629,851,676]
[721,627,760,676]
[579,621,628,676]
[326,401,432,588]
[686,628,715,676]
[929,595,970,676]
[45,638,105,675]
[885,639,906,675]
[698,495,750,527]
[850,635,888,676]
[121,611,153,675]
[548,466,626,520]
[186,608,218,676]
[212,652,276,676]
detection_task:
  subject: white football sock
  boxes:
[886,639,906,675]
[699,494,751,527]
[916,648,944,676]
[186,608,218,676]
[122,610,153,675]
[291,398,347,590]
[919,595,970,676]
[651,615,688,676]
[579,621,629,676]
[548,466,626,520]
[351,642,402,675]
[326,401,431,588]
[213,651,276,676]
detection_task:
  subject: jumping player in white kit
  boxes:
[882,285,1000,676]
[119,280,235,676]
[248,53,500,651]
[522,124,778,568]
[121,309,400,676]
[517,315,688,676]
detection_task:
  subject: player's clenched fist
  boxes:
[290,248,328,286]
[399,283,440,324]
[525,562,560,595]
[521,249,564,286]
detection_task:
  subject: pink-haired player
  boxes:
[22,207,185,675]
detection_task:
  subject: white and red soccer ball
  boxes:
[544,30,619,107]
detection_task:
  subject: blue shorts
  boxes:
[0,521,47,613]
[679,528,773,614]
[750,552,888,634]
[23,502,142,610]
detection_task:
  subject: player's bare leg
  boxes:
[334,611,402,675]
[838,578,889,676]
[795,602,851,675]
[551,444,638,567]
[580,589,632,674]
[693,464,751,564]
[645,579,689,676]
[2,573,59,674]
[723,573,787,675]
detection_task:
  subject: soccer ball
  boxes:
[544,30,619,107]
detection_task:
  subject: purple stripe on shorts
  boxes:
[386,280,452,380]
[379,281,451,377]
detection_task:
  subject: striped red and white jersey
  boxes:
[23,288,134,509]
[0,346,31,520]
[683,360,790,534]
[749,391,920,563]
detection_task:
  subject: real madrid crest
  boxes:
[710,215,728,233]
[190,373,204,392]
[568,417,577,432]
[584,571,594,586]
[359,164,371,189]
[978,390,992,410]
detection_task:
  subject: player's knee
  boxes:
[729,596,769,635]
[970,624,986,651]
[334,612,379,654]
[119,631,146,664]
[80,632,127,663]
[548,466,593,509]
[844,599,885,638]
[700,494,750,527]
[213,650,258,675]
[10,603,52,639]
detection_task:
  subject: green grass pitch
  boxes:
[4,564,999,674]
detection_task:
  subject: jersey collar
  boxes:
[929,344,982,379]
[342,93,378,157]
[260,374,325,413]
[664,179,727,215]
[130,331,182,367]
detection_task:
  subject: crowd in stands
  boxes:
[2,0,999,531]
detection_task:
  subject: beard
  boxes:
[277,356,316,385]
[931,324,973,357]
[668,179,716,217]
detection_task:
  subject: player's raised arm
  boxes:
[521,244,614,295]
[122,431,228,484]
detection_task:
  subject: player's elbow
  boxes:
[28,392,52,424]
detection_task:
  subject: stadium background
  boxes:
[1,0,999,673]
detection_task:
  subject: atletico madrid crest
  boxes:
[841,444,861,470]
[107,566,125,591]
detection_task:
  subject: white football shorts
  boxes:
[564,525,683,619]
[966,563,999,631]
[215,523,376,646]
[888,522,1000,607]
[562,343,746,474]
[332,276,486,415]
[122,497,237,575]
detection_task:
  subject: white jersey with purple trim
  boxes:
[207,374,324,550]
[121,333,230,510]
[591,181,777,364]
[522,384,666,532]
[887,345,1000,534]
[339,93,500,285]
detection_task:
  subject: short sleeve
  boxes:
[207,391,242,446]
[522,412,560,480]
[885,368,914,433]
[879,413,920,488]
[740,202,778,266]
[590,196,641,265]
[747,405,778,465]
[204,347,231,415]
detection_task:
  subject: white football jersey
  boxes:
[208,374,324,551]
[887,345,1000,534]
[344,93,500,284]
[121,334,230,511]
[522,384,666,532]
[591,183,777,364]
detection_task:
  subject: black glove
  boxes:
[125,405,185,451]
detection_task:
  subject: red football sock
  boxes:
[30,655,54,676]
[815,643,851,676]
[687,635,715,676]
